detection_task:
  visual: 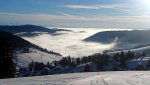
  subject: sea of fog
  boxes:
[23,28,130,57]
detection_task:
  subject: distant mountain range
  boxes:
[84,30,150,49]
[0,25,72,37]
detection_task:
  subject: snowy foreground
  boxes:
[1,71,150,85]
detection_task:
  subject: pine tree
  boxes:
[0,39,16,79]
[142,52,146,57]
[76,58,81,65]
[113,53,120,62]
[28,61,34,71]
[84,64,91,72]
[146,59,150,69]
[119,52,127,69]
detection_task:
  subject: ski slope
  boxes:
[1,71,150,85]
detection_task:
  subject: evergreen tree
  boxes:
[119,52,127,69]
[96,55,109,71]
[70,61,76,67]
[142,52,146,57]
[146,59,150,69]
[41,67,49,75]
[113,53,120,62]
[0,39,16,79]
[135,64,145,70]
[76,58,81,65]
[126,51,131,60]
[28,61,34,71]
[84,64,91,72]
[112,65,119,71]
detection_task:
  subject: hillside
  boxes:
[0,31,62,67]
[84,30,150,48]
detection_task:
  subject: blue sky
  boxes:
[0,0,150,28]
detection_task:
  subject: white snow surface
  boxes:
[1,71,150,85]
[16,48,62,67]
[69,71,150,85]
[107,46,150,55]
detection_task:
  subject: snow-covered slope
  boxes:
[17,48,62,67]
[1,71,150,85]
[0,72,98,85]
[107,45,150,55]
[69,71,150,85]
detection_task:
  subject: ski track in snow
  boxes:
[1,71,150,85]
[68,71,150,85]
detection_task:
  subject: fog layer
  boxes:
[23,28,129,57]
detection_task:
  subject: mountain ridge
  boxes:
[0,25,72,37]
[84,30,150,48]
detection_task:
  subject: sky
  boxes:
[0,0,150,28]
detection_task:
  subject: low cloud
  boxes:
[64,4,124,10]
[23,28,116,57]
